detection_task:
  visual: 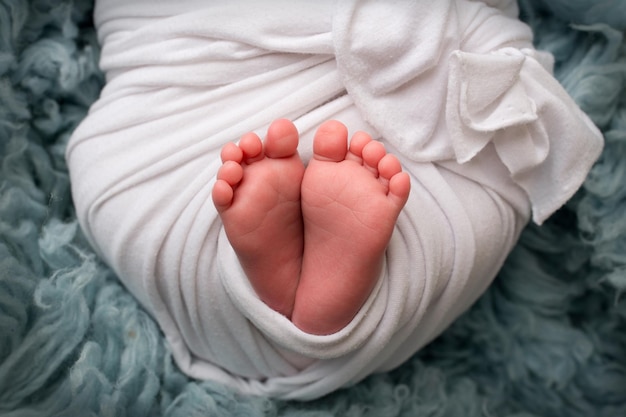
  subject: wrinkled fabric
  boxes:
[65,0,603,400]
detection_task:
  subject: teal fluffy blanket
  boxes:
[1,0,625,415]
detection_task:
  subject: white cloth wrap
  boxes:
[66,0,603,400]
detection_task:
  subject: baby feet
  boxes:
[294,121,410,334]
[212,119,410,335]
[212,119,305,316]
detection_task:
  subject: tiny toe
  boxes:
[220,142,243,163]
[362,140,386,174]
[239,132,263,162]
[388,172,411,207]
[212,179,235,212]
[378,154,403,181]
[265,119,300,159]
[217,160,243,186]
[313,120,348,162]
[347,131,372,162]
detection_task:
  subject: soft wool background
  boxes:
[0,0,625,415]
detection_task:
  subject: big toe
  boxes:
[265,119,300,159]
[313,120,348,162]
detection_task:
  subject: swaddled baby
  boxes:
[67,0,602,400]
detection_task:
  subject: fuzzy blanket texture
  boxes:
[1,0,625,416]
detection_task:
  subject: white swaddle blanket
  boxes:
[67,0,603,400]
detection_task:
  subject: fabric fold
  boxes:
[447,47,602,224]
[333,0,457,161]
[448,48,539,162]
[334,0,602,225]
